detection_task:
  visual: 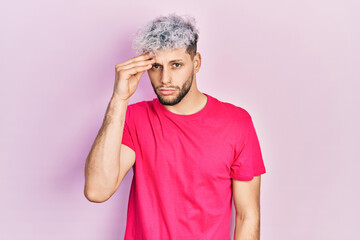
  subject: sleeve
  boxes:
[121,106,135,151]
[230,116,266,181]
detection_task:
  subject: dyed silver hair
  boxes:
[132,13,199,57]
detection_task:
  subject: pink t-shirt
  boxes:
[121,93,266,239]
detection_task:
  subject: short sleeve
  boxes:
[121,107,135,151]
[230,117,266,181]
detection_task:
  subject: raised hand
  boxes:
[113,52,156,100]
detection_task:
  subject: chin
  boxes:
[157,95,182,106]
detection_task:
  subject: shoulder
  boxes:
[209,95,252,124]
[127,98,156,113]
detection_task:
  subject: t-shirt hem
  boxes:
[121,142,135,152]
[231,169,266,181]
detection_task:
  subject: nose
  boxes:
[160,67,171,85]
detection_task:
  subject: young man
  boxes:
[84,13,266,240]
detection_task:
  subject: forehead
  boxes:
[153,47,190,62]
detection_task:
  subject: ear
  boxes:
[193,52,201,74]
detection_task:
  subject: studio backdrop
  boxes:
[0,0,359,239]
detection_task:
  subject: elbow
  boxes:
[84,188,111,203]
[236,210,260,222]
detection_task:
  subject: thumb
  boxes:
[135,70,146,81]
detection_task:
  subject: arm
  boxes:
[232,175,262,240]
[84,53,156,203]
[84,96,132,203]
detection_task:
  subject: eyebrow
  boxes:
[154,59,184,65]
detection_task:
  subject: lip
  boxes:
[159,88,176,95]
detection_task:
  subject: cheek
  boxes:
[148,70,160,79]
[180,66,194,78]
[177,65,192,75]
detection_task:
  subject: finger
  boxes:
[122,53,155,67]
[119,58,155,71]
[116,52,154,67]
[134,70,146,81]
[123,64,153,77]
[134,64,152,79]
[129,71,145,91]
[116,54,154,69]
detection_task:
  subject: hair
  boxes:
[132,13,199,59]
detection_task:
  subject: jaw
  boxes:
[153,74,194,106]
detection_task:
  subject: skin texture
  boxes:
[150,67,194,106]
[232,176,262,240]
[84,52,156,202]
[147,47,207,114]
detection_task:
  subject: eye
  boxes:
[152,64,161,69]
[173,63,181,68]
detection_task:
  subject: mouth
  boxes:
[159,88,176,95]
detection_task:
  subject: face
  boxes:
[147,47,200,106]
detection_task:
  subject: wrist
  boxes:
[106,94,129,118]
[111,92,130,104]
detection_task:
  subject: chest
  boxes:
[133,115,236,181]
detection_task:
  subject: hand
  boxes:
[113,52,156,100]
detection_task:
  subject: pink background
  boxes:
[1,0,359,239]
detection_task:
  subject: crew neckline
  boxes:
[154,93,211,120]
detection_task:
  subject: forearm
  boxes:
[233,215,260,240]
[84,94,129,202]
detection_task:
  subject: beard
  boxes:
[151,71,194,106]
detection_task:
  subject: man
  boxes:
[84,13,266,240]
